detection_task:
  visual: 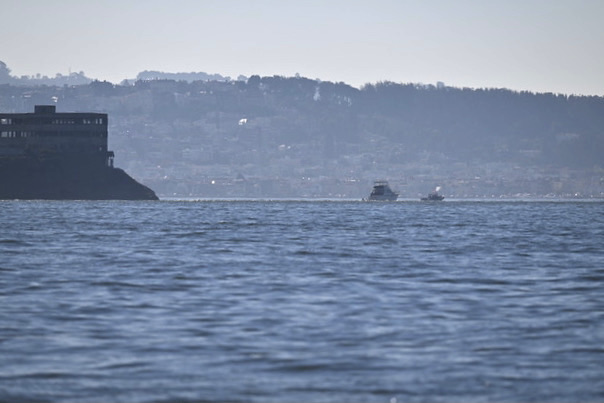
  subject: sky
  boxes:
[2,0,603,96]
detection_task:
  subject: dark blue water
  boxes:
[1,200,603,402]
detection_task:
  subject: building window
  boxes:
[52,119,76,124]
[0,118,12,125]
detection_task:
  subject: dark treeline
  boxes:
[0,61,93,86]
[136,70,241,83]
[357,81,604,167]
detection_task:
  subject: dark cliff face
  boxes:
[0,157,158,200]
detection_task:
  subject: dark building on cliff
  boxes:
[0,105,114,166]
[0,105,157,200]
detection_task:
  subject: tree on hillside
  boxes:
[0,61,14,84]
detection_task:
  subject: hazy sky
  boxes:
[2,0,603,95]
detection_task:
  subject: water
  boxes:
[1,200,603,402]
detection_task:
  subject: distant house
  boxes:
[0,105,114,167]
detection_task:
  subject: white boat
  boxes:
[421,186,444,201]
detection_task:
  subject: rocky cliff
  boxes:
[0,157,158,200]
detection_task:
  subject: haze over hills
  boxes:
[1,61,603,199]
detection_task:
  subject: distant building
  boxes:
[0,105,114,167]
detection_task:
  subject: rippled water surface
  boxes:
[1,200,603,402]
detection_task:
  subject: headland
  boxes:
[0,105,158,200]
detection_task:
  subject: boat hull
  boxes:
[421,194,444,201]
[367,195,398,201]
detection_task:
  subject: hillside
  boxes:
[1,72,603,198]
